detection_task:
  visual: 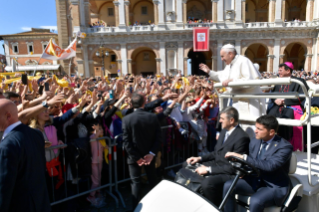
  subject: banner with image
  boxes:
[193,27,210,52]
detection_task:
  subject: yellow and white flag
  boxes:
[41,38,77,60]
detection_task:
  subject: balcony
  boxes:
[245,22,274,28]
[75,20,319,35]
[284,21,309,27]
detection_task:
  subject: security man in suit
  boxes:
[223,115,293,212]
[186,107,250,206]
[123,93,162,209]
[0,99,50,212]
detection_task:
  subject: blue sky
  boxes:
[0,0,57,55]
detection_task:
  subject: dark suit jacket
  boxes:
[268,76,309,113]
[123,108,162,164]
[123,98,164,116]
[201,126,250,175]
[0,124,50,212]
[246,135,293,206]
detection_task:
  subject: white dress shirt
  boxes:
[223,125,238,143]
[2,121,22,140]
[243,136,275,160]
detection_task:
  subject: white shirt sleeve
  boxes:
[188,97,204,112]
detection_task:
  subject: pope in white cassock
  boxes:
[199,44,266,138]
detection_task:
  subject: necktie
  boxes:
[258,142,268,160]
[224,132,229,143]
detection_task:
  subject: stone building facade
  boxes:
[0,28,59,72]
[56,0,319,77]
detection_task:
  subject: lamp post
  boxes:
[95,48,109,77]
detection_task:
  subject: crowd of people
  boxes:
[0,43,318,212]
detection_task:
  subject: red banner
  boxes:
[193,27,210,52]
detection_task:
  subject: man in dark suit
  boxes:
[0,99,50,212]
[223,115,293,212]
[267,62,309,140]
[123,93,162,209]
[186,107,250,206]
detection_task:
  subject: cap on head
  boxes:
[284,62,294,70]
[221,44,236,54]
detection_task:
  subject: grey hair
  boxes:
[221,44,237,55]
[220,106,239,123]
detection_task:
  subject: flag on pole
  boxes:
[41,38,77,60]
[12,58,17,72]
[193,27,210,52]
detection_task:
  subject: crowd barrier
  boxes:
[47,124,199,209]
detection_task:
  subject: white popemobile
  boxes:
[134,78,319,212]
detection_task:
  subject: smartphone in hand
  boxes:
[21,74,28,85]
[44,82,50,91]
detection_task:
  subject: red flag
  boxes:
[193,27,209,52]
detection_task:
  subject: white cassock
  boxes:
[209,55,266,138]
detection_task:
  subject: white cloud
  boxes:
[21,27,32,31]
[40,26,58,31]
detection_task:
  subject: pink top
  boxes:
[90,134,104,163]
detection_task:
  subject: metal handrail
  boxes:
[214,77,317,187]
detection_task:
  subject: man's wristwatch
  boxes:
[42,101,49,108]
[206,167,211,173]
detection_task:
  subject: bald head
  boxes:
[0,99,19,132]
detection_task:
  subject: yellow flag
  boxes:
[53,75,69,88]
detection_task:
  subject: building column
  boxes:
[217,40,223,71]
[273,39,280,74]
[83,1,91,27]
[124,1,130,26]
[217,0,224,22]
[212,0,218,23]
[235,40,241,55]
[178,41,184,74]
[184,57,189,76]
[281,0,286,21]
[88,60,94,77]
[118,0,126,27]
[235,0,243,26]
[312,38,317,73]
[212,56,218,71]
[155,58,161,74]
[116,59,122,76]
[268,0,276,23]
[127,59,132,74]
[153,0,159,25]
[274,0,283,26]
[279,54,285,64]
[317,38,319,71]
[304,54,313,72]
[159,42,166,75]
[313,0,319,21]
[113,1,120,27]
[155,0,164,25]
[242,0,246,23]
[182,0,187,24]
[120,43,128,75]
[267,55,275,73]
[176,0,184,24]
[82,44,90,77]
[306,0,314,22]
[70,0,80,29]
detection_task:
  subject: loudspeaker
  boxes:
[134,180,221,212]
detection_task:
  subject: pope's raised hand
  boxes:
[199,63,210,74]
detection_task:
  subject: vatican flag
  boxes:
[41,38,77,60]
